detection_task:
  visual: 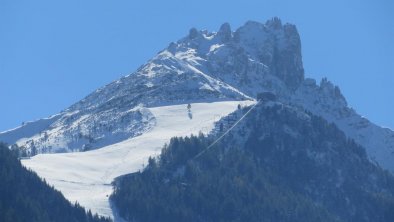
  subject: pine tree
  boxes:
[31,142,37,156]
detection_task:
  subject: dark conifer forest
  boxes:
[0,143,111,222]
[112,104,394,222]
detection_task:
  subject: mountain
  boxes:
[1,18,393,173]
[0,143,111,222]
[111,102,394,222]
[1,18,394,219]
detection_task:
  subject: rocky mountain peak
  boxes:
[4,18,394,176]
[319,78,347,103]
[232,19,304,90]
[265,16,283,29]
[217,22,232,42]
[188,27,199,39]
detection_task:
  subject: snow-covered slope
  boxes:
[0,43,251,153]
[22,101,254,219]
[0,18,301,154]
[2,17,394,218]
[0,105,156,153]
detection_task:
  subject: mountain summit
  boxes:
[173,17,304,93]
[1,18,394,174]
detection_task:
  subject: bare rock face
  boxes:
[233,18,304,91]
[217,22,232,42]
[188,28,199,39]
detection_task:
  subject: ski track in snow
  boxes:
[22,101,255,220]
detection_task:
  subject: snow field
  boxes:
[22,101,255,220]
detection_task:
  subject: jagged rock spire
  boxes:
[217,22,232,42]
[188,28,199,39]
[233,19,304,90]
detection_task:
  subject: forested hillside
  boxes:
[112,104,394,222]
[0,143,111,222]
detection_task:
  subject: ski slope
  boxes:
[22,101,254,220]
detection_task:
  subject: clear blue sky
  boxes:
[0,0,393,131]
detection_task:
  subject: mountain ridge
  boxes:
[1,18,394,173]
